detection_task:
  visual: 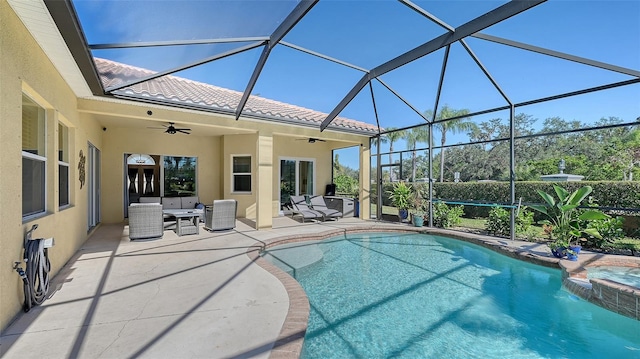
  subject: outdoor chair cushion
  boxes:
[139,197,161,204]
[309,195,342,220]
[161,197,182,210]
[289,195,323,222]
[181,196,199,209]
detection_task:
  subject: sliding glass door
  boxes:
[279,158,315,210]
[87,142,100,231]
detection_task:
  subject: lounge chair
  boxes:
[309,195,343,220]
[289,195,323,222]
[204,199,237,231]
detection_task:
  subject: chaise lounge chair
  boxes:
[309,195,343,220]
[289,195,323,222]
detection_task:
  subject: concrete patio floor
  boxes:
[0,217,405,359]
[2,217,638,358]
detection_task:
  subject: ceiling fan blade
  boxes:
[176,129,191,134]
[174,127,191,131]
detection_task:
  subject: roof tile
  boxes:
[95,58,378,133]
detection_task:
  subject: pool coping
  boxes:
[246,224,640,359]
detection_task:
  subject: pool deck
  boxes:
[1,217,638,358]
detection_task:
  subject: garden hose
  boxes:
[17,236,52,312]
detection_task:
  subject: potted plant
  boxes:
[410,186,428,227]
[530,185,608,261]
[387,181,412,222]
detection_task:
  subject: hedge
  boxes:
[379,181,640,218]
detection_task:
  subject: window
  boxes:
[163,156,196,196]
[232,155,252,193]
[59,123,69,207]
[22,94,46,217]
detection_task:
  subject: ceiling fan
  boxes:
[296,137,326,143]
[148,122,191,135]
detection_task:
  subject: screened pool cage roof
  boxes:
[44,0,639,137]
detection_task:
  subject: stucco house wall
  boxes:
[0,2,103,330]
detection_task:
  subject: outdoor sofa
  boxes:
[139,196,204,221]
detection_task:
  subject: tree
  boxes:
[333,154,359,195]
[404,127,429,182]
[404,129,418,182]
[425,105,474,182]
[614,128,640,180]
[383,127,404,181]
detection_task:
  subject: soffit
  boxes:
[7,0,92,98]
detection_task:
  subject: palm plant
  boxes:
[530,185,608,254]
[387,181,412,210]
[384,128,403,181]
[425,105,474,182]
[404,127,429,182]
[404,129,419,182]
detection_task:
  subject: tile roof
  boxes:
[94,58,379,134]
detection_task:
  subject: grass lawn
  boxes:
[459,217,486,230]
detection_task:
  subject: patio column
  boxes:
[256,133,273,229]
[359,142,370,219]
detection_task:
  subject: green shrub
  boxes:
[485,206,534,237]
[432,202,464,228]
[606,238,640,256]
[585,216,625,248]
[334,174,359,198]
[387,181,413,210]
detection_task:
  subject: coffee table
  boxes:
[162,209,203,236]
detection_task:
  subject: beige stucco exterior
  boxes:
[98,125,222,223]
[1,2,371,331]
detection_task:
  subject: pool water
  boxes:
[265,232,640,359]
[587,266,640,288]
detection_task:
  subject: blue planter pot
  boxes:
[566,252,578,261]
[569,245,581,254]
[398,209,409,221]
[551,247,566,258]
[413,216,424,227]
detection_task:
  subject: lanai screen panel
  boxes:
[67,0,639,136]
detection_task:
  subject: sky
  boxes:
[73,0,640,169]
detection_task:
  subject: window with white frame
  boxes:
[59,123,70,207]
[22,94,46,217]
[232,155,251,193]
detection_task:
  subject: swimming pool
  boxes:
[587,266,640,288]
[264,232,640,359]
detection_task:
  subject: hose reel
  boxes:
[13,224,54,312]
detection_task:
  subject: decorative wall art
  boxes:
[78,149,86,189]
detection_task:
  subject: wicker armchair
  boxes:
[128,203,164,240]
[205,200,237,231]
